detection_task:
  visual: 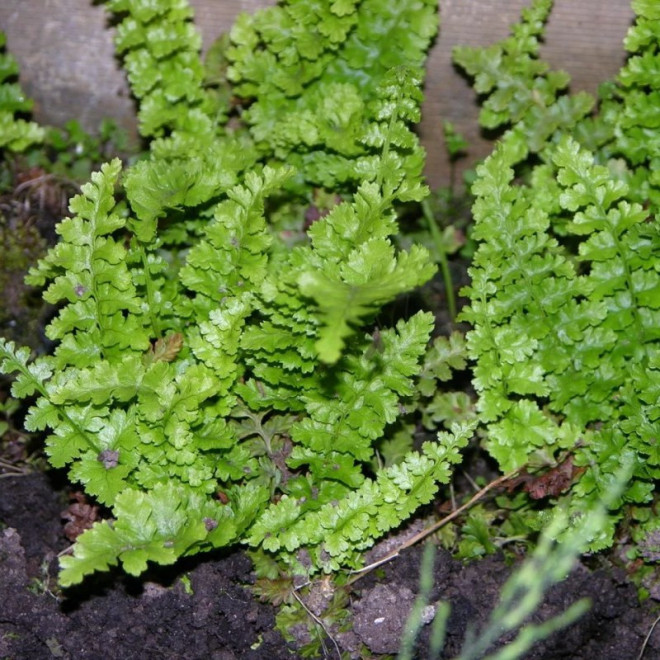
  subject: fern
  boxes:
[26,160,150,366]
[106,0,258,242]
[0,0,466,587]
[459,0,660,548]
[107,0,220,139]
[249,422,473,574]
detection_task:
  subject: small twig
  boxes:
[0,457,32,477]
[347,468,521,584]
[14,173,80,195]
[637,611,660,660]
[57,545,74,558]
[291,588,342,660]
[461,469,480,492]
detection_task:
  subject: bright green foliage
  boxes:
[59,482,235,585]
[418,332,468,395]
[105,0,259,241]
[415,332,477,431]
[617,0,660,167]
[107,0,219,138]
[0,165,445,580]
[0,0,460,586]
[182,165,292,312]
[589,0,660,212]
[462,129,659,542]
[123,132,258,235]
[227,0,437,190]
[0,32,44,151]
[459,1,660,549]
[453,0,593,153]
[282,67,435,362]
[299,193,435,362]
[26,160,151,366]
[284,313,437,489]
[248,421,473,573]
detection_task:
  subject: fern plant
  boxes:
[0,0,476,587]
[456,0,660,547]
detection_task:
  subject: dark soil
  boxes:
[2,470,660,660]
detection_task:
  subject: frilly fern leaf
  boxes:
[26,159,151,367]
[248,421,473,574]
[123,132,258,236]
[289,312,435,477]
[59,482,235,586]
[299,240,434,363]
[462,129,659,506]
[227,0,437,191]
[181,165,292,311]
[106,0,219,139]
[453,0,593,152]
[287,67,436,363]
[105,0,259,242]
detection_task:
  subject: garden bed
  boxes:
[2,0,660,658]
[2,468,659,659]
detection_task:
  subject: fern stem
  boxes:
[376,103,398,192]
[136,243,161,338]
[422,198,456,322]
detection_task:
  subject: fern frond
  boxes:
[106,0,219,138]
[26,159,151,367]
[228,0,437,190]
[453,0,593,152]
[59,482,235,586]
[249,422,472,574]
